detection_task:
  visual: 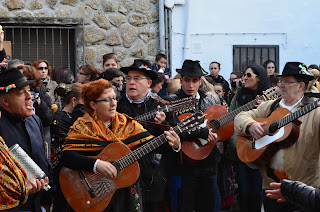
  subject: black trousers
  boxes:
[178,175,217,212]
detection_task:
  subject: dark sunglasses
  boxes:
[242,72,257,78]
[38,67,48,70]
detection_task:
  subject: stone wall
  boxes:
[0,0,159,70]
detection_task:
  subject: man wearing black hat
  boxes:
[118,59,173,212]
[234,62,320,212]
[0,68,51,212]
[164,59,220,212]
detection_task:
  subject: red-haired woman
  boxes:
[54,79,180,212]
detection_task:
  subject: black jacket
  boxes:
[281,179,320,212]
[0,107,52,212]
[117,94,171,202]
[165,89,220,176]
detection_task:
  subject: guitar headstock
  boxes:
[177,112,206,134]
[168,97,198,114]
[261,87,281,101]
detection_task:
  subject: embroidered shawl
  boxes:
[0,137,28,210]
[63,112,153,152]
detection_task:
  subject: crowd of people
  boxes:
[0,25,319,212]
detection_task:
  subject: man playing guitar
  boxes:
[234,62,320,212]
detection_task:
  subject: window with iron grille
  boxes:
[1,18,84,75]
[233,45,279,72]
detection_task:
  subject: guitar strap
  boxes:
[267,98,282,117]
[268,93,320,117]
[304,92,320,98]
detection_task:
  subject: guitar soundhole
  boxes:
[268,123,279,134]
[210,120,221,131]
[91,178,116,197]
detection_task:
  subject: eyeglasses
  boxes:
[79,72,88,75]
[38,67,48,70]
[125,76,148,82]
[93,97,118,104]
[277,80,297,85]
[242,73,257,78]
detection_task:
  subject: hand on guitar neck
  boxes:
[154,105,166,124]
[247,121,267,140]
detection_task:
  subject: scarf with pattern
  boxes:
[63,112,153,152]
[0,137,28,210]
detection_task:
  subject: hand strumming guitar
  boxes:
[207,128,218,145]
[96,160,118,180]
[247,121,267,140]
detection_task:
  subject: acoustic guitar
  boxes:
[237,99,320,167]
[59,112,205,212]
[180,87,280,161]
[134,97,197,121]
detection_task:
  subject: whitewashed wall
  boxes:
[170,0,320,81]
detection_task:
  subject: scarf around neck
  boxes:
[63,112,153,152]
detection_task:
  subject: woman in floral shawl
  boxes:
[54,79,180,212]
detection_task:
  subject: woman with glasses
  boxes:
[229,64,271,212]
[77,64,99,84]
[32,59,60,108]
[53,79,180,212]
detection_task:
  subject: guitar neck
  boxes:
[278,100,319,128]
[214,98,259,127]
[112,125,181,171]
[134,98,196,121]
[134,107,166,121]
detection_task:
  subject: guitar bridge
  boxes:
[78,172,96,198]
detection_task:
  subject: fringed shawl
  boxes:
[0,137,28,210]
[63,112,153,152]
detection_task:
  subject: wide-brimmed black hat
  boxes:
[120,59,158,80]
[176,60,208,77]
[0,68,35,93]
[280,62,314,80]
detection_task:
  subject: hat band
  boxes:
[0,84,16,92]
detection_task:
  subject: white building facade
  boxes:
[168,0,320,80]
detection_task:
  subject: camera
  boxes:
[30,91,40,101]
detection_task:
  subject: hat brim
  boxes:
[120,67,158,80]
[176,69,207,77]
[278,73,314,81]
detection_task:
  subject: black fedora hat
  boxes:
[177,60,208,77]
[0,68,35,93]
[280,62,314,80]
[120,59,158,80]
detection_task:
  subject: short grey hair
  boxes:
[8,59,25,69]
